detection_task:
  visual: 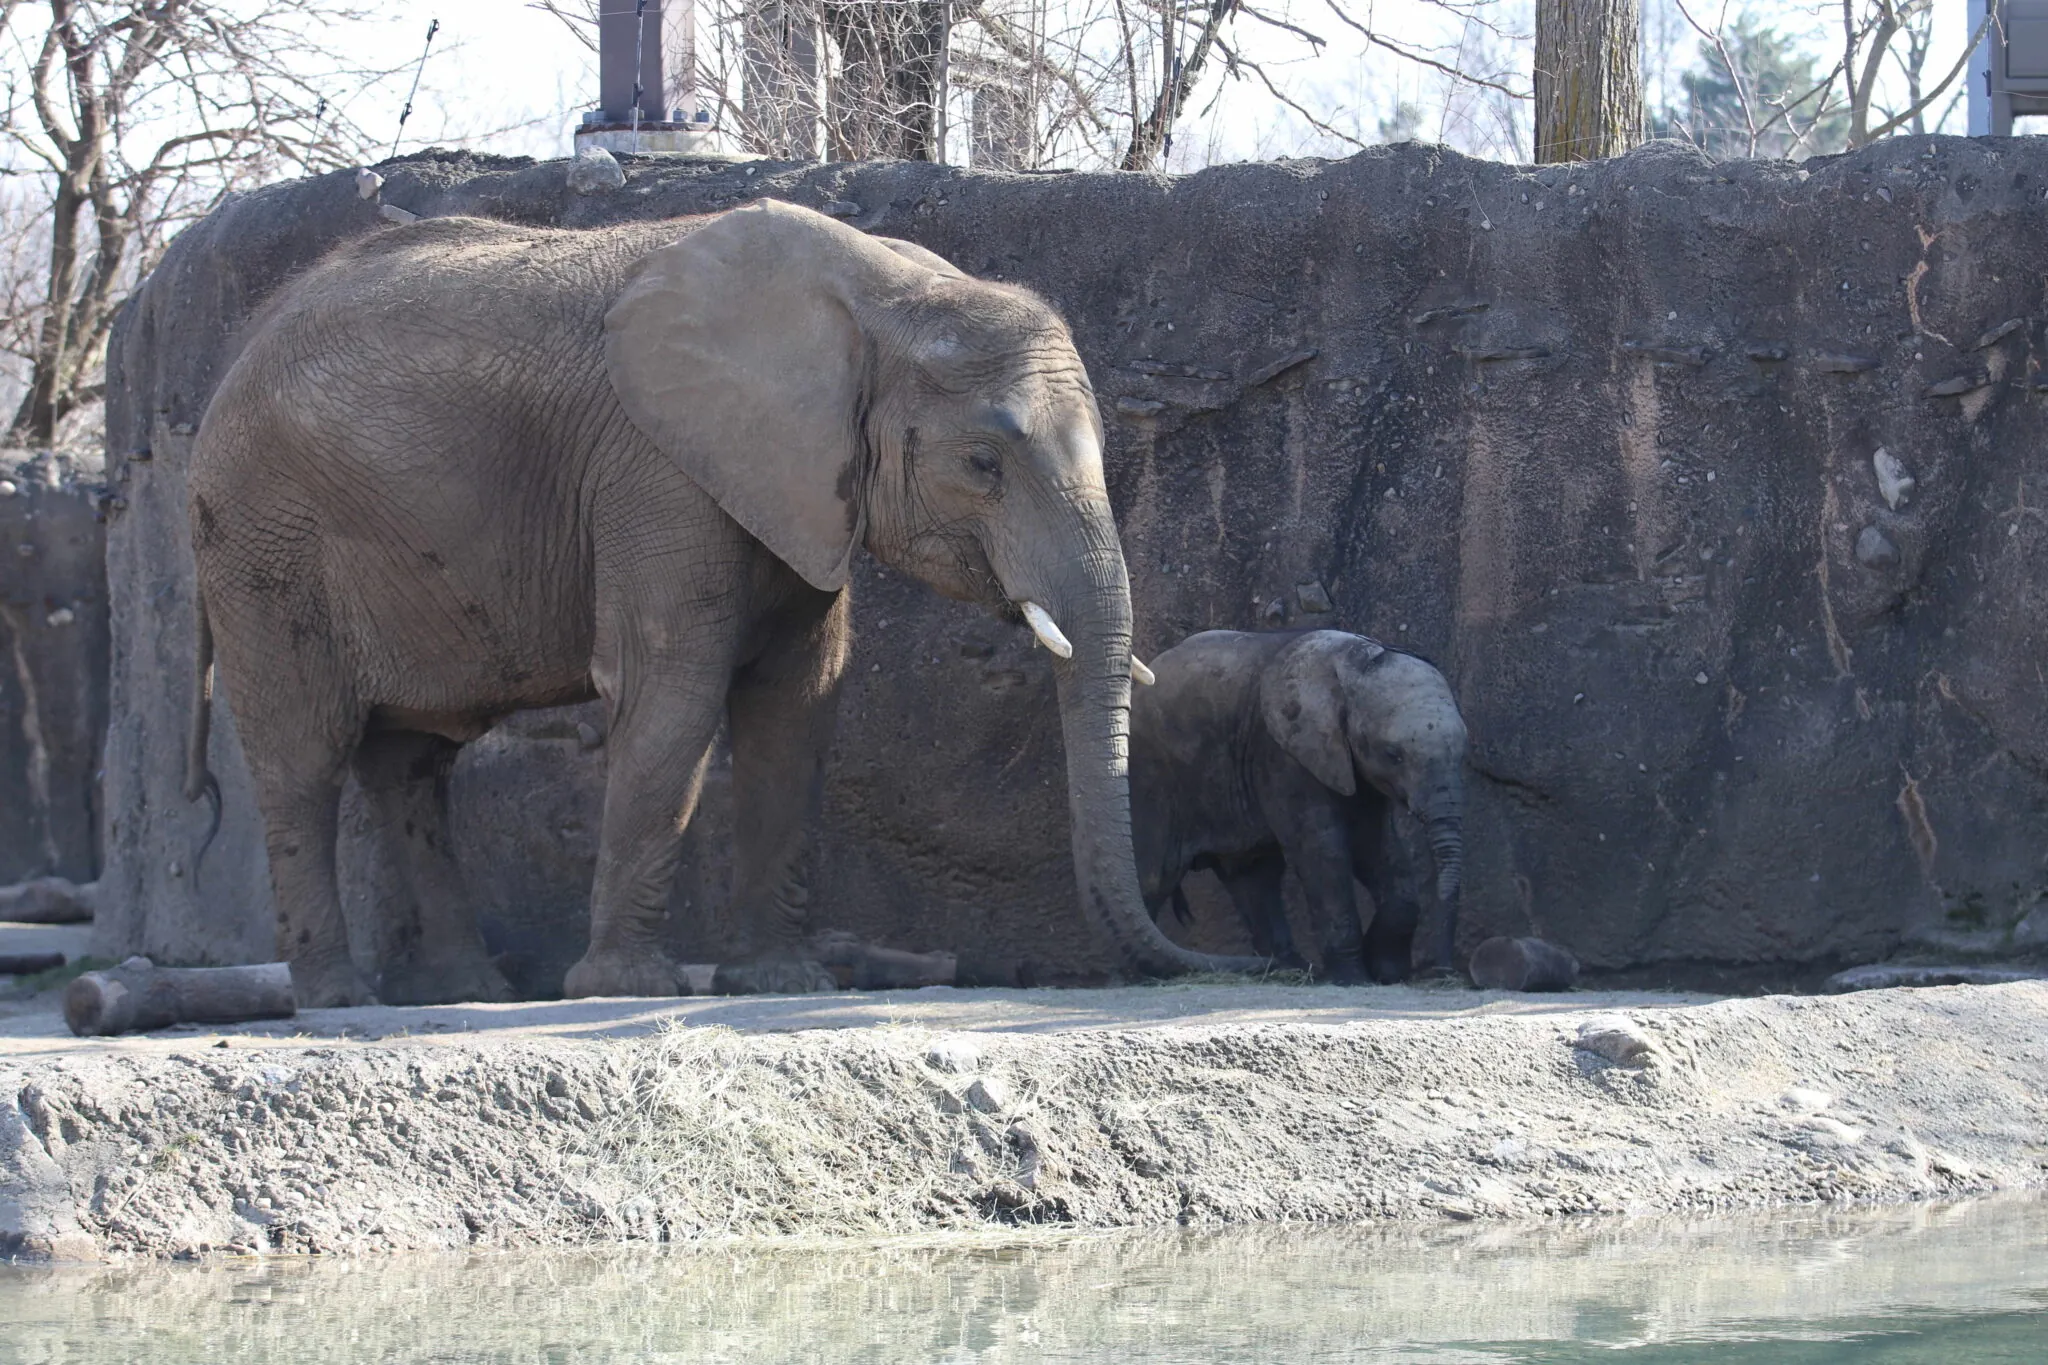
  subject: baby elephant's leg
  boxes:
[1215,856,1307,972]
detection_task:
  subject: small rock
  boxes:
[1968,318,2025,352]
[965,1076,1011,1114]
[1875,185,1892,204]
[1261,597,1288,627]
[1855,526,1899,568]
[44,607,74,627]
[0,479,17,497]
[1792,1115,1865,1149]
[1872,448,1914,510]
[567,147,626,195]
[1114,397,1166,419]
[1925,372,1990,398]
[925,1036,983,1074]
[355,168,384,200]
[1928,1149,1975,1179]
[1814,352,1880,374]
[575,721,604,752]
[1778,1086,1832,1114]
[1573,1017,1656,1068]
[821,200,861,218]
[378,203,419,225]
[1294,578,1334,614]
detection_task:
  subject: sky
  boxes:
[348,0,1978,170]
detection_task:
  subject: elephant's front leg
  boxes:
[564,663,728,999]
[1352,810,1425,984]
[711,587,851,996]
[1271,804,1370,985]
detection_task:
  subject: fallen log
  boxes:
[64,957,296,1037]
[1468,936,1580,993]
[0,952,66,975]
[0,877,97,924]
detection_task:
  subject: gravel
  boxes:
[5,982,2045,1261]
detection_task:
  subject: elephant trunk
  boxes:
[1041,520,1268,979]
[1423,797,1464,972]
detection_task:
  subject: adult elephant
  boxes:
[184,199,1259,1007]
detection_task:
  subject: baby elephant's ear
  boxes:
[1258,632,1359,797]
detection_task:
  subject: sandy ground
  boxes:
[6,942,2046,1263]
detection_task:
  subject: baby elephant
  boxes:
[1129,630,1467,983]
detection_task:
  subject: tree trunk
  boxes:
[1534,0,1643,164]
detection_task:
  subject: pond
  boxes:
[3,1195,2043,1362]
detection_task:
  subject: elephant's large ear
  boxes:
[604,200,940,591]
[1258,632,1382,797]
[874,236,964,277]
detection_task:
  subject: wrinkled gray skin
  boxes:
[186,200,1260,1008]
[1129,630,1468,984]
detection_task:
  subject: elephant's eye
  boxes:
[966,448,1001,479]
[1384,748,1405,766]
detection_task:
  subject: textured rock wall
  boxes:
[0,455,107,885]
[97,137,2048,989]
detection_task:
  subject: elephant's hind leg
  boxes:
[225,672,379,1009]
[351,730,514,1005]
[1215,856,1308,973]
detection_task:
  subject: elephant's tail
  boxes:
[185,592,221,887]
[1170,884,1194,926]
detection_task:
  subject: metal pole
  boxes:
[934,0,951,163]
[1970,0,1994,135]
[632,0,648,151]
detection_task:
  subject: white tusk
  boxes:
[1130,656,1156,686]
[1018,601,1073,659]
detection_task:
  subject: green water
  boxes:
[4,1196,2044,1362]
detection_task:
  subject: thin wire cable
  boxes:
[390,18,441,160]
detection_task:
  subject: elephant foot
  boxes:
[293,960,381,1009]
[1318,948,1370,987]
[1368,953,1416,985]
[563,948,687,999]
[380,951,516,1006]
[711,954,842,996]
[1261,949,1311,976]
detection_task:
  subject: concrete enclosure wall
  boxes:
[96,138,2048,988]
[0,455,107,885]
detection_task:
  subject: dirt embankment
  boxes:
[5,982,2046,1261]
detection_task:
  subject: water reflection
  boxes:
[3,1196,2044,1363]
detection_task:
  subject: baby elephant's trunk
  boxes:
[1425,807,1464,972]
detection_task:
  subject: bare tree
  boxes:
[1839,0,1984,148]
[578,0,1532,173]
[0,1,399,446]
[1659,0,1987,160]
[1533,0,1642,162]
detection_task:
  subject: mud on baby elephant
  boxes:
[184,199,1262,1008]
[1129,630,1468,984]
